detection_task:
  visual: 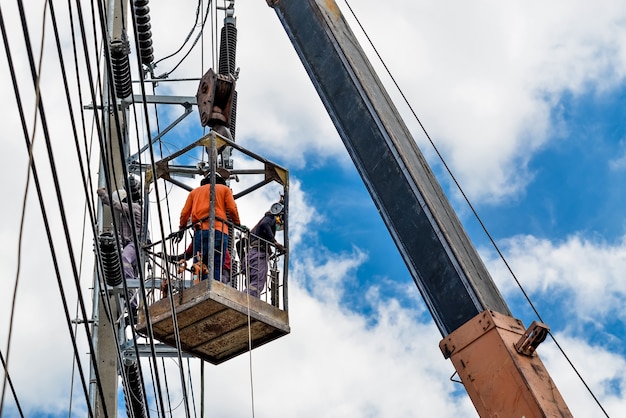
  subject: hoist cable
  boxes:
[241,243,256,418]
[246,293,256,418]
[200,361,205,417]
[186,358,198,418]
[342,1,609,416]
[123,35,188,418]
[162,357,174,416]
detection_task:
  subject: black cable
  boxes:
[14,0,109,414]
[48,1,149,415]
[0,349,23,417]
[124,0,188,413]
[153,0,203,67]
[1,2,100,416]
[54,0,156,412]
[71,3,164,416]
[342,2,610,416]
[187,357,198,418]
[155,1,212,79]
[86,1,158,414]
[162,357,174,416]
[71,2,140,412]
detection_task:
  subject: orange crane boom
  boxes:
[265,0,571,416]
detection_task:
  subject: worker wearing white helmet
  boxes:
[97,174,144,283]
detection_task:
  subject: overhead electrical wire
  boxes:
[10,1,247,415]
[73,7,148,412]
[1,0,208,415]
[153,0,213,80]
[342,1,610,417]
[0,349,23,417]
[1,1,103,416]
[63,7,105,411]
[1,0,48,409]
[52,0,156,415]
[87,0,169,414]
[0,2,103,416]
[125,1,196,415]
[50,0,155,414]
[152,0,205,68]
[54,0,169,414]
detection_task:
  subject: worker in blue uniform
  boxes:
[243,202,286,297]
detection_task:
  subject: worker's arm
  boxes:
[179,192,194,229]
[224,189,241,226]
[97,188,111,206]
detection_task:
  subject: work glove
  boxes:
[171,230,185,244]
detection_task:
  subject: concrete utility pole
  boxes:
[91,0,128,416]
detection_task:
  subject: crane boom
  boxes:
[266,0,572,416]
[266,0,509,336]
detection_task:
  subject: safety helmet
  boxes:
[111,189,127,204]
[125,174,141,198]
[202,170,227,186]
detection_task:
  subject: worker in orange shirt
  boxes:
[178,171,241,281]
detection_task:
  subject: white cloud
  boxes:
[608,139,626,171]
[339,0,626,203]
[484,234,626,323]
[542,334,626,417]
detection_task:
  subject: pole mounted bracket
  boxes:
[514,320,549,357]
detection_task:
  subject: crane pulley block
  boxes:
[196,68,236,128]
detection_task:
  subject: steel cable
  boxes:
[342,1,610,416]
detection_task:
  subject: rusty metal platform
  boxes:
[136,279,290,365]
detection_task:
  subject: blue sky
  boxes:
[1,0,626,417]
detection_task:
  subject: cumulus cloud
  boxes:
[542,334,626,417]
[341,0,626,203]
[484,234,626,322]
